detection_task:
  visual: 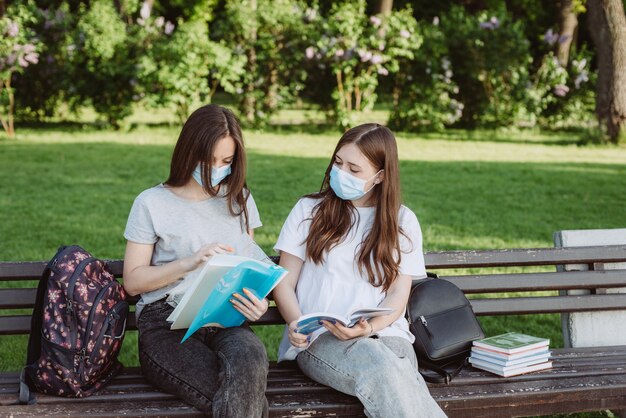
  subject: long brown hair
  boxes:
[305,123,404,292]
[165,104,249,231]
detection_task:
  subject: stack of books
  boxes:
[469,332,552,377]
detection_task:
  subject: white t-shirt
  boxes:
[274,197,426,361]
[124,184,263,318]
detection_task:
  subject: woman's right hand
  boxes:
[180,243,234,273]
[288,320,309,348]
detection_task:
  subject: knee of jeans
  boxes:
[230,339,269,379]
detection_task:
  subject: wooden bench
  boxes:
[1,245,626,417]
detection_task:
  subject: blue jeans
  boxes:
[137,300,268,417]
[297,332,447,418]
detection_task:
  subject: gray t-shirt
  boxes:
[124,184,263,317]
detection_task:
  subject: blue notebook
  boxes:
[166,254,287,343]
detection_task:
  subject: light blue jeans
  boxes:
[297,332,447,418]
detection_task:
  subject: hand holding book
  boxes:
[230,288,269,322]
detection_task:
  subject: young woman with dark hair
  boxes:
[272,123,447,417]
[123,104,269,417]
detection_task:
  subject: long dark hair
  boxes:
[165,104,249,231]
[305,123,404,292]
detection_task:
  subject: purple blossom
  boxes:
[543,29,558,46]
[558,34,571,44]
[335,49,344,57]
[164,21,175,35]
[433,16,440,26]
[304,8,317,22]
[23,44,36,54]
[553,84,570,97]
[370,16,381,27]
[24,52,39,64]
[573,58,587,72]
[377,66,389,76]
[371,54,383,65]
[140,1,151,20]
[359,50,372,62]
[378,43,385,51]
[575,71,589,89]
[400,30,410,39]
[155,16,165,28]
[480,17,500,30]
[305,47,315,59]
[6,21,19,37]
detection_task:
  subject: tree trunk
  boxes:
[243,0,258,125]
[373,0,393,15]
[588,0,626,143]
[557,0,578,66]
[603,0,626,143]
[587,0,612,126]
[0,0,5,18]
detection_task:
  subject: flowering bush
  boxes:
[0,1,41,137]
[64,0,139,127]
[303,1,421,129]
[528,34,595,128]
[210,0,312,126]
[388,17,463,132]
[439,6,533,127]
[137,8,245,123]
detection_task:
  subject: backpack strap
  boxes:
[18,368,36,404]
[18,256,56,404]
[418,357,468,385]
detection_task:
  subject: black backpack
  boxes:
[19,245,129,403]
[407,273,484,384]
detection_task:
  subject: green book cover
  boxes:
[473,332,549,354]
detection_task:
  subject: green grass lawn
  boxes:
[1,111,625,417]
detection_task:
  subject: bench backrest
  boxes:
[2,245,626,335]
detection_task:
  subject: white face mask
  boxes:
[192,164,232,188]
[329,165,381,200]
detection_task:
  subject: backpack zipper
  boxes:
[76,278,119,377]
[65,256,96,348]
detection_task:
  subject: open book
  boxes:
[166,254,288,343]
[295,307,394,335]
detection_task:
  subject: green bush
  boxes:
[0,0,42,137]
[388,17,463,132]
[210,0,312,126]
[302,1,421,130]
[439,5,533,127]
[138,16,245,123]
[66,0,139,127]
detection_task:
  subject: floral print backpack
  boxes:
[19,245,128,403]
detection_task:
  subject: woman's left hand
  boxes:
[230,288,269,322]
[322,318,370,341]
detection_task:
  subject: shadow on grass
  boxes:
[408,128,586,146]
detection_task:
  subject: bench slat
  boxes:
[444,269,626,293]
[2,245,625,280]
[0,307,286,334]
[2,348,626,417]
[4,269,626,309]
[471,293,626,315]
[424,245,626,268]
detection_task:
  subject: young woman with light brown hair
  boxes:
[123,104,269,417]
[272,123,446,417]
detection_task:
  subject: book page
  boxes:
[168,254,257,329]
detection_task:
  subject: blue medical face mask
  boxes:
[329,165,382,201]
[192,163,232,188]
